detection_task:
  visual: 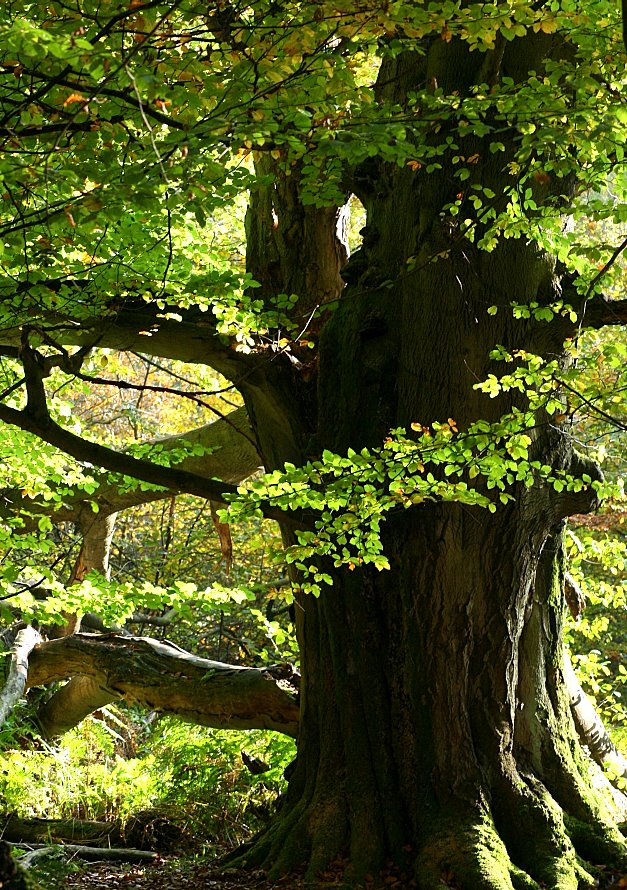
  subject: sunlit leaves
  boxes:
[565,525,627,730]
[218,403,616,591]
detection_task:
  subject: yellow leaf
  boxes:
[539,19,558,33]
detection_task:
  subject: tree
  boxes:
[0,1,626,887]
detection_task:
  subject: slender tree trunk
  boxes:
[49,511,117,639]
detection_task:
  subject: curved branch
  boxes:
[27,633,299,738]
[0,300,253,382]
[563,650,627,783]
[0,402,303,526]
[0,407,262,524]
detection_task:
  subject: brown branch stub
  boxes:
[211,500,233,573]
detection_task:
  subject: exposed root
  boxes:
[494,771,614,890]
[414,810,522,890]
[223,766,626,890]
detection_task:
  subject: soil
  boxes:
[57,857,627,890]
[60,859,308,890]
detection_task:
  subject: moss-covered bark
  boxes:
[235,32,627,890]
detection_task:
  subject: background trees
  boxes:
[0,1,626,887]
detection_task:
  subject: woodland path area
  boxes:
[58,857,627,890]
[60,860,298,890]
[58,859,354,889]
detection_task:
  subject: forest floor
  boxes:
[57,857,627,890]
[59,859,316,890]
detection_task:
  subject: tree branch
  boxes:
[563,649,627,783]
[0,626,42,729]
[0,299,253,383]
[0,407,262,524]
[27,633,300,738]
[580,296,627,329]
[0,402,303,526]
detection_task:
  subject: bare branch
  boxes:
[0,626,42,728]
[28,633,300,738]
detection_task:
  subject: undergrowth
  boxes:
[0,706,295,851]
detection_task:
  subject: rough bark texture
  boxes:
[228,39,627,890]
[27,633,299,738]
[0,26,624,890]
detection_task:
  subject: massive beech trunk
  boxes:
[228,46,627,890]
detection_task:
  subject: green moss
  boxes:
[564,814,627,869]
[415,810,519,890]
[509,864,539,890]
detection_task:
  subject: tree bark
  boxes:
[27,633,299,738]
[0,841,32,890]
[0,626,42,729]
[230,42,627,890]
[0,26,625,890]
[563,651,627,783]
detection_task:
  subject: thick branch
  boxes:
[0,407,261,523]
[27,633,299,738]
[0,402,301,526]
[563,650,627,782]
[581,296,627,329]
[0,301,251,380]
[36,674,119,737]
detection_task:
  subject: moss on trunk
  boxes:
[236,35,627,889]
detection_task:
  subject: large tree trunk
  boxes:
[235,44,627,890]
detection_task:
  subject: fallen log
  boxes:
[13,843,158,865]
[1,814,121,847]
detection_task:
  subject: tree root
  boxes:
[231,776,627,890]
[414,811,523,890]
